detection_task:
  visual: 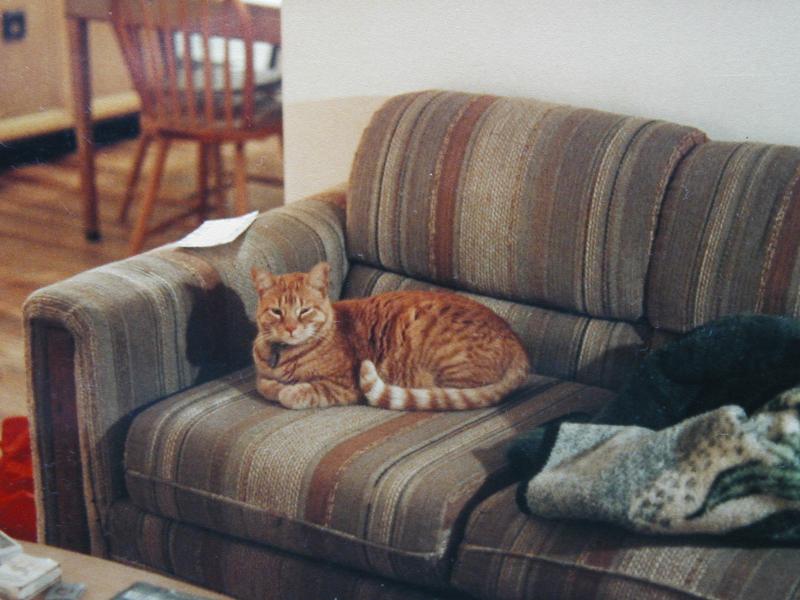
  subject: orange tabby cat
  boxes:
[251,262,530,410]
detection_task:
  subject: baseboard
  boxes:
[0,114,140,171]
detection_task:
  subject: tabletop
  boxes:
[65,0,280,44]
[22,542,231,599]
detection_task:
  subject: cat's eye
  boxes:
[269,308,282,317]
[299,307,312,317]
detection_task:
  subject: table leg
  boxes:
[67,17,100,242]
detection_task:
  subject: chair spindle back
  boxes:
[111,0,258,131]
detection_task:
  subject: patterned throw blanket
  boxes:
[510,315,800,542]
[518,389,800,540]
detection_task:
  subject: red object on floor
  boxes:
[0,417,36,541]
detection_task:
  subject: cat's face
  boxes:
[251,262,333,346]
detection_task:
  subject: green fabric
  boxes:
[595,314,800,429]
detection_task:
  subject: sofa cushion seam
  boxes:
[124,469,443,561]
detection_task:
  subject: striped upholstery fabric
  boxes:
[348,90,706,320]
[345,264,649,390]
[648,142,800,332]
[452,486,800,600]
[24,190,347,554]
[109,501,443,600]
[123,368,615,587]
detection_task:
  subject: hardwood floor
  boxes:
[0,134,284,420]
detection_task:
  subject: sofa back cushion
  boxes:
[347,91,705,321]
[648,142,800,333]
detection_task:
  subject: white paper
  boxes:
[0,554,60,594]
[174,211,259,248]
[0,530,21,563]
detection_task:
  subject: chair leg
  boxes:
[129,137,171,255]
[275,131,284,184]
[197,142,209,223]
[211,143,225,210]
[233,141,248,215]
[118,134,153,223]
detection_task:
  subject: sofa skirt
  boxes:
[108,501,452,600]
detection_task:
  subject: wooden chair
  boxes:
[111,0,282,254]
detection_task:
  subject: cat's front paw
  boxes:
[256,377,284,401]
[278,383,316,409]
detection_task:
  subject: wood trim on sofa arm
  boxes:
[29,320,91,553]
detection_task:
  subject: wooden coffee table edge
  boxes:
[20,542,231,599]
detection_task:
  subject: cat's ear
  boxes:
[307,261,330,294]
[251,267,275,295]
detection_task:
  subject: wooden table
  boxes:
[22,542,231,599]
[65,0,281,241]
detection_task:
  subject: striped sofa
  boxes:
[25,91,800,599]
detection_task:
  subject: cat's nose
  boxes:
[285,323,298,335]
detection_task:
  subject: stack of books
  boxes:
[0,531,61,600]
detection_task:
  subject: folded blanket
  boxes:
[518,388,800,541]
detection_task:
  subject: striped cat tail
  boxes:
[359,356,528,411]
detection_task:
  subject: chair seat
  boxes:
[451,486,800,600]
[175,63,281,94]
[123,367,614,587]
[141,87,282,140]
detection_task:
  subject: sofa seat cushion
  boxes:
[452,486,800,600]
[124,367,613,587]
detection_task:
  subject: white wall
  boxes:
[282,0,800,201]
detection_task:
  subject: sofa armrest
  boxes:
[24,189,348,556]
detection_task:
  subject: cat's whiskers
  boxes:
[303,330,329,344]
